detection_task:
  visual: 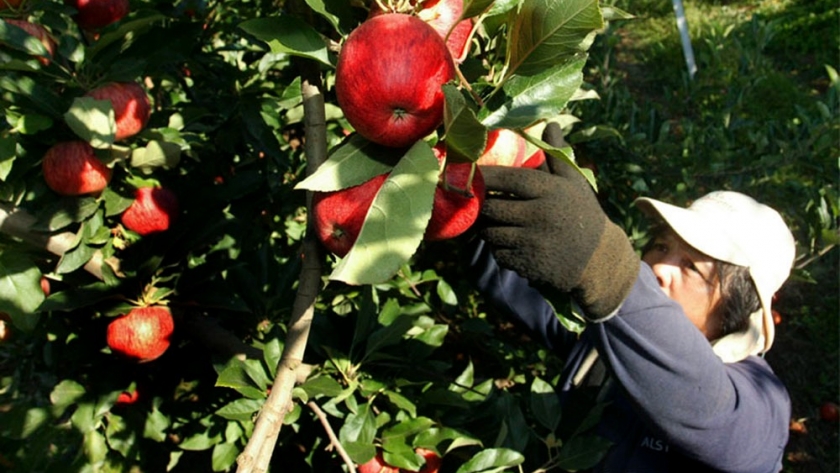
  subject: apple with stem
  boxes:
[106,306,175,363]
[370,0,473,63]
[335,13,455,149]
[425,143,485,241]
[121,186,180,236]
[42,141,112,196]
[85,82,151,141]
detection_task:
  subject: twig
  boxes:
[236,58,327,473]
[0,202,107,279]
[308,401,357,473]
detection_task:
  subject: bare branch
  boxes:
[308,401,357,473]
[236,57,327,473]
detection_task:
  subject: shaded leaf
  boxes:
[555,433,612,470]
[530,377,561,431]
[0,252,44,331]
[443,83,488,163]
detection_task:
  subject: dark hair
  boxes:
[642,224,762,337]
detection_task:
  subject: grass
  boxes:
[571,0,839,471]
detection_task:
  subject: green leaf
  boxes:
[180,428,223,451]
[0,252,44,331]
[455,448,525,473]
[299,375,344,398]
[33,196,101,232]
[364,314,416,360]
[130,140,182,173]
[339,404,378,464]
[0,136,14,181]
[0,74,65,118]
[521,132,597,190]
[0,19,50,57]
[383,390,417,418]
[555,433,612,470]
[530,377,561,431]
[84,430,108,464]
[215,399,263,422]
[56,243,95,275]
[436,278,458,306]
[483,56,587,129]
[64,97,116,149]
[506,0,603,77]
[216,359,268,400]
[239,16,335,67]
[50,379,86,409]
[442,84,488,163]
[143,405,170,442]
[294,134,398,192]
[463,0,497,19]
[330,141,440,285]
[212,443,240,472]
[382,417,436,443]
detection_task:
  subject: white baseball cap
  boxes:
[634,191,796,362]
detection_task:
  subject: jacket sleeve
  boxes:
[467,238,578,355]
[586,262,790,473]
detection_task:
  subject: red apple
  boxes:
[335,13,455,149]
[425,143,485,241]
[40,276,50,297]
[475,129,528,167]
[522,148,546,169]
[820,402,839,423]
[370,0,473,63]
[358,452,399,473]
[312,173,389,257]
[85,82,151,141]
[67,0,130,30]
[5,19,56,66]
[121,186,180,235]
[415,0,472,63]
[771,309,782,325]
[106,306,174,362]
[42,141,112,196]
[115,389,140,406]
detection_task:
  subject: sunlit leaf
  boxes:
[483,55,587,129]
[507,0,603,77]
[330,141,440,285]
[216,399,263,422]
[64,97,116,149]
[239,16,335,67]
[455,447,525,473]
[294,134,398,191]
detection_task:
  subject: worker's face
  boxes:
[642,229,723,340]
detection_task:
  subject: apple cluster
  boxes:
[315,1,548,259]
[4,2,182,363]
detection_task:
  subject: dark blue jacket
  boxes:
[469,240,790,472]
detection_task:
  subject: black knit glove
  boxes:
[477,127,639,321]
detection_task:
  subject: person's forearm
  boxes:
[587,263,789,472]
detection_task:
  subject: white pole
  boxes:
[672,0,697,79]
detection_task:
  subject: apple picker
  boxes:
[469,122,796,471]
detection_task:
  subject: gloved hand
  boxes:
[477,125,640,321]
